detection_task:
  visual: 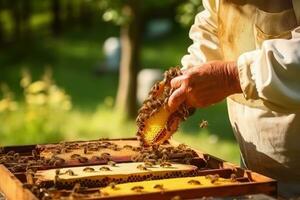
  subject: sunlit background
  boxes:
[0,0,239,164]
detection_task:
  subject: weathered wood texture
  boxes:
[0,165,38,200]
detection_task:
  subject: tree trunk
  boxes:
[51,0,62,36]
[11,0,22,40]
[0,0,4,44]
[66,0,75,25]
[79,0,92,27]
[22,0,32,38]
[115,0,141,120]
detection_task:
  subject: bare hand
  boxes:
[168,61,242,112]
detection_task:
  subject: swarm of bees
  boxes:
[136,67,195,147]
[131,143,197,165]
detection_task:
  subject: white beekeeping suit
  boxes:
[182,0,300,197]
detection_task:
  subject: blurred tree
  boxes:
[10,0,22,40]
[99,0,141,120]
[66,0,75,24]
[7,0,32,41]
[98,0,181,120]
[0,0,4,44]
[52,0,62,36]
[176,0,203,27]
[21,0,32,37]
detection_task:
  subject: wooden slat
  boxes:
[0,165,38,200]
[97,181,277,200]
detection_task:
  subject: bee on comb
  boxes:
[136,67,195,146]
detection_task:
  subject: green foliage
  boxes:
[177,0,203,27]
[0,69,72,145]
[97,0,126,25]
[96,0,179,26]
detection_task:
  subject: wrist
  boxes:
[225,61,242,94]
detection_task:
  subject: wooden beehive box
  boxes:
[0,138,277,200]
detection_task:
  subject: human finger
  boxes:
[167,85,187,112]
[170,75,187,89]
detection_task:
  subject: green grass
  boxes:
[0,18,240,164]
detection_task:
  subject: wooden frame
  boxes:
[0,138,277,200]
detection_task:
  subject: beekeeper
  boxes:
[168,0,300,197]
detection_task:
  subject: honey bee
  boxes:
[10,165,23,172]
[100,190,109,197]
[171,195,182,200]
[107,161,116,167]
[161,154,168,162]
[205,174,219,184]
[31,150,38,159]
[183,158,192,164]
[13,153,20,160]
[71,183,81,194]
[131,186,144,192]
[84,146,88,154]
[51,149,61,155]
[55,169,60,175]
[101,152,111,161]
[199,120,209,128]
[160,162,172,168]
[177,144,187,150]
[111,146,121,151]
[61,147,71,154]
[54,174,60,185]
[230,173,237,182]
[99,166,111,171]
[123,145,133,150]
[137,164,148,171]
[77,156,88,163]
[53,158,65,166]
[83,167,95,172]
[91,156,102,161]
[108,182,119,190]
[144,161,154,168]
[65,169,76,176]
[34,159,43,165]
[70,154,81,159]
[153,184,164,190]
[131,155,140,162]
[6,150,15,156]
[132,147,142,151]
[26,169,34,184]
[187,179,201,185]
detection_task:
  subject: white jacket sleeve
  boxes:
[181,0,222,69]
[238,27,300,111]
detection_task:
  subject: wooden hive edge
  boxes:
[0,164,38,200]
